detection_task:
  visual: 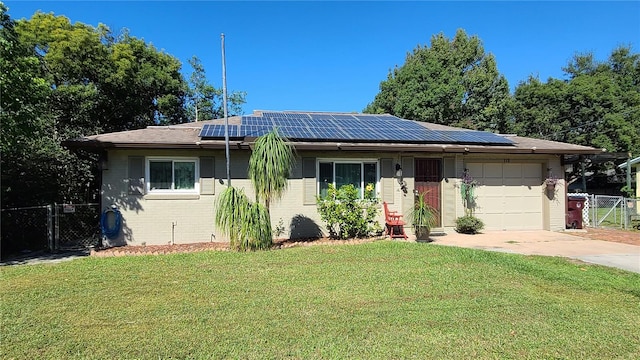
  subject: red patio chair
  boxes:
[383,202,407,239]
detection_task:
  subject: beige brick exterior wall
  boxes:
[102,149,567,246]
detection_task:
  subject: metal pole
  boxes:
[47,205,53,252]
[580,156,586,193]
[54,203,59,252]
[626,152,632,197]
[221,33,231,186]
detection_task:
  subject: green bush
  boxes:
[454,215,484,234]
[316,184,380,239]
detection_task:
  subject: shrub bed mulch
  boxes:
[90,228,639,258]
[90,236,387,257]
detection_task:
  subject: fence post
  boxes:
[47,205,54,252]
[54,203,59,252]
[591,194,596,228]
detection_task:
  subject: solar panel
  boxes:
[306,118,337,128]
[283,113,311,119]
[279,126,317,139]
[243,117,274,126]
[332,114,358,122]
[199,124,240,138]
[198,112,514,145]
[239,125,272,138]
[442,131,513,144]
[272,118,306,127]
[312,127,348,139]
[261,112,286,118]
[468,131,514,144]
[308,114,336,121]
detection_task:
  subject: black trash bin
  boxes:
[566,196,586,229]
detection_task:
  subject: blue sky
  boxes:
[5,1,640,114]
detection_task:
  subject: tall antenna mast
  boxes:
[221,33,230,186]
[194,95,198,122]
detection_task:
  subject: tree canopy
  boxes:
[364,28,639,154]
[0,5,246,208]
[513,47,640,153]
[186,56,246,122]
[364,29,513,133]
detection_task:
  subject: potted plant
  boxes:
[408,192,438,242]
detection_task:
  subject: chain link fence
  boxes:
[591,195,639,230]
[624,198,640,230]
[54,203,101,250]
[1,205,52,256]
[1,203,100,259]
[593,195,625,229]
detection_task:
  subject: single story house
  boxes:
[67,111,602,246]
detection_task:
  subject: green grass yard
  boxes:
[2,241,639,359]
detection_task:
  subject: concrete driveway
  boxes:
[428,230,640,273]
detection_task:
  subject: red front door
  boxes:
[414,159,441,227]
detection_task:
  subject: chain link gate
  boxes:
[54,203,101,250]
[594,195,625,229]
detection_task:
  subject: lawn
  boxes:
[2,241,639,359]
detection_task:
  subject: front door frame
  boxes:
[414,158,442,227]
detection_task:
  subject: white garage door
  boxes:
[466,163,543,230]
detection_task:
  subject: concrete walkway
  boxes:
[428,230,640,274]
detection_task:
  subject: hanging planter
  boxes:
[544,171,559,191]
[460,169,477,216]
[545,179,557,190]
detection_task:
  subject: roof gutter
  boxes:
[290,141,603,155]
[62,138,603,155]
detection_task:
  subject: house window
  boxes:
[147,158,198,193]
[318,160,378,199]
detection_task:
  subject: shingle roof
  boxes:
[64,110,603,155]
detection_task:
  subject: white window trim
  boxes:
[317,158,380,198]
[145,157,200,194]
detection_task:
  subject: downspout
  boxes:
[171,221,177,245]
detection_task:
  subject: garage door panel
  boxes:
[482,178,503,187]
[503,178,522,187]
[469,163,543,230]
[523,163,542,178]
[483,163,503,178]
[503,214,539,229]
[523,177,542,187]
[503,164,522,178]
[481,214,504,230]
[503,186,523,196]
[467,163,484,178]
[481,198,505,213]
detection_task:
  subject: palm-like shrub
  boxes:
[215,187,272,251]
[248,128,296,209]
[216,129,294,251]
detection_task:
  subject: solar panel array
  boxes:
[199,112,514,145]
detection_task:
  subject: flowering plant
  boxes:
[460,169,477,216]
[364,183,376,200]
[545,173,559,187]
[461,169,478,187]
